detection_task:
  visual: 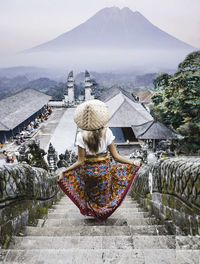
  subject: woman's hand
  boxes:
[131,159,142,167]
[57,171,65,182]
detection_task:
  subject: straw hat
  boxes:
[74,100,109,130]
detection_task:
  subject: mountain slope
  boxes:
[28,7,193,52]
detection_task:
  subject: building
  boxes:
[49,70,96,107]
[0,88,51,142]
[99,87,153,144]
[132,120,179,150]
[65,71,75,105]
[85,70,95,101]
[48,71,75,107]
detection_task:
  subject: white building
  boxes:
[65,71,74,105]
[48,71,75,107]
[85,70,94,101]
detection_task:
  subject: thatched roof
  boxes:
[132,120,178,139]
[0,88,51,131]
[101,88,153,127]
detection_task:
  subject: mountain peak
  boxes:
[121,7,133,12]
[109,6,120,11]
[27,6,194,53]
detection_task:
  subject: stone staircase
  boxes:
[1,195,199,264]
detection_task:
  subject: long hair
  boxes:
[82,127,106,155]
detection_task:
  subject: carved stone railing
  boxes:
[0,164,61,249]
[130,157,200,235]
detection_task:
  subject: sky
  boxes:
[0,0,200,58]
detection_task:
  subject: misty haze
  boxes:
[1,7,195,72]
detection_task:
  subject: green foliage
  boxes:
[151,51,200,154]
[46,82,66,100]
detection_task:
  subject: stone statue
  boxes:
[47,143,58,172]
[57,154,68,168]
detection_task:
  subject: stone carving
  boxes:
[57,149,78,168]
[131,157,200,235]
[57,154,68,168]
[17,139,48,171]
[0,164,61,248]
[47,143,58,172]
[130,141,175,165]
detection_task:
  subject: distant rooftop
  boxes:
[99,87,153,127]
[133,90,153,104]
[132,120,178,139]
[0,88,51,131]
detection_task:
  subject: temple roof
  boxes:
[101,87,153,127]
[132,120,178,139]
[99,86,137,103]
[0,88,51,131]
[85,70,90,77]
[68,71,73,78]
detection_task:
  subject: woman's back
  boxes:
[76,127,115,156]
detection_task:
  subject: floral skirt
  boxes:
[58,159,139,222]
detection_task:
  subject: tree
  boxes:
[151,51,200,154]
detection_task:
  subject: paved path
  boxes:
[49,108,77,155]
[34,108,66,151]
[2,195,199,263]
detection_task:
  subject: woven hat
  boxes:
[74,100,109,130]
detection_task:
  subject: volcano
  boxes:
[28,7,193,52]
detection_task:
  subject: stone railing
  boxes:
[0,164,61,249]
[130,157,200,235]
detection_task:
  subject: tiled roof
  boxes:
[132,120,178,139]
[0,88,51,131]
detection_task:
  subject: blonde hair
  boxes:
[82,127,106,155]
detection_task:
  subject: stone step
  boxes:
[50,206,144,212]
[127,218,160,226]
[175,235,200,250]
[2,249,200,264]
[60,196,135,202]
[37,218,129,227]
[24,226,131,236]
[10,236,134,250]
[46,211,150,220]
[56,200,139,206]
[12,235,198,250]
[130,225,169,236]
[40,217,159,227]
[58,197,137,204]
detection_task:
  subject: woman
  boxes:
[57,100,141,222]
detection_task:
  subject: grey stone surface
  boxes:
[48,108,77,154]
[2,186,200,263]
[131,157,200,235]
[143,249,176,264]
[175,250,200,264]
[0,164,61,249]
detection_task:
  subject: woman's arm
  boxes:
[108,142,141,166]
[57,146,86,181]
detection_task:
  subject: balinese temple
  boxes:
[99,87,154,145]
[48,71,75,107]
[85,70,94,101]
[48,70,96,107]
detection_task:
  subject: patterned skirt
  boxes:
[58,159,139,222]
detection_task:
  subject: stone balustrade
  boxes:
[0,164,61,249]
[131,157,200,235]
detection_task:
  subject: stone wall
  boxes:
[130,157,200,235]
[0,164,61,249]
